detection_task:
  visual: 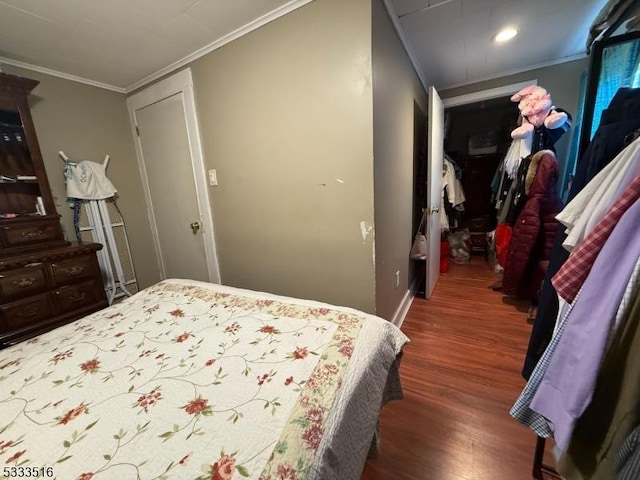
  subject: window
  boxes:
[569,32,640,199]
[589,37,640,138]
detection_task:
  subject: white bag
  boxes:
[410,210,428,260]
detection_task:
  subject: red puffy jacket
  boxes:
[503,150,563,300]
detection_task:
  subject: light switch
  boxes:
[208,169,218,186]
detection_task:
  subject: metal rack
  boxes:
[60,151,137,304]
[532,436,561,480]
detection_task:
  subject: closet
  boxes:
[443,96,516,255]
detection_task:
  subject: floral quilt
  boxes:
[0,279,407,480]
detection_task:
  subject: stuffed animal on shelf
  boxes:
[510,85,569,140]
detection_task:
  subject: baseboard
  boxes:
[391,278,419,328]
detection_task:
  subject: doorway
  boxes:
[440,81,536,261]
[126,68,221,283]
[408,81,536,299]
[444,94,516,255]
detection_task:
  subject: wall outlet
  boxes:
[395,270,400,289]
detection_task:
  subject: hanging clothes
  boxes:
[510,168,640,479]
[494,137,530,224]
[496,112,570,226]
[522,87,640,380]
[510,206,639,413]
[556,269,640,480]
[527,197,640,451]
[552,175,640,304]
[505,154,534,226]
[556,138,640,252]
[504,136,532,180]
[502,150,563,300]
[441,157,465,231]
[492,143,538,280]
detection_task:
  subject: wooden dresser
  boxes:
[0,243,107,348]
[0,72,107,349]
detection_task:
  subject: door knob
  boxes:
[190,221,201,235]
[430,206,440,214]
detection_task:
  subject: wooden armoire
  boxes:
[0,72,107,349]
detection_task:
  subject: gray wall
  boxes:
[190,0,377,313]
[441,58,589,189]
[3,65,161,290]
[372,0,427,320]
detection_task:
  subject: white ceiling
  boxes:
[391,0,608,90]
[0,0,608,93]
[0,0,308,92]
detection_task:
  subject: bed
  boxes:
[0,279,408,480]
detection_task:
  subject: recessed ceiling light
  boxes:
[494,27,518,43]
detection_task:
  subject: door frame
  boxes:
[126,68,221,283]
[442,80,537,108]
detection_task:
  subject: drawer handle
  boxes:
[17,305,39,318]
[69,292,87,302]
[11,276,36,288]
[63,266,84,276]
[21,230,44,239]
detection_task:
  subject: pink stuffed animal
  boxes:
[510,85,568,139]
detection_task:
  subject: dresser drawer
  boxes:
[54,280,103,312]
[0,293,54,332]
[51,255,95,284]
[0,263,48,299]
[0,220,63,248]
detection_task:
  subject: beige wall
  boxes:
[372,0,427,320]
[3,6,588,319]
[190,0,377,313]
[3,65,161,289]
[441,58,589,188]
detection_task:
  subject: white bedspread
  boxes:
[0,279,407,480]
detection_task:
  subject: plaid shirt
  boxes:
[552,175,640,303]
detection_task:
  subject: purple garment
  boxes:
[529,197,640,451]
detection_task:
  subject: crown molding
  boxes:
[0,0,313,95]
[0,56,125,93]
[125,0,314,93]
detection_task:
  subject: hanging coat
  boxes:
[503,150,563,300]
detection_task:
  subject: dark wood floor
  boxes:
[362,256,554,480]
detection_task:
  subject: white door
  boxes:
[426,86,444,298]
[127,69,220,283]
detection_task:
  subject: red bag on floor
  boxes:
[495,223,512,268]
[440,241,450,273]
